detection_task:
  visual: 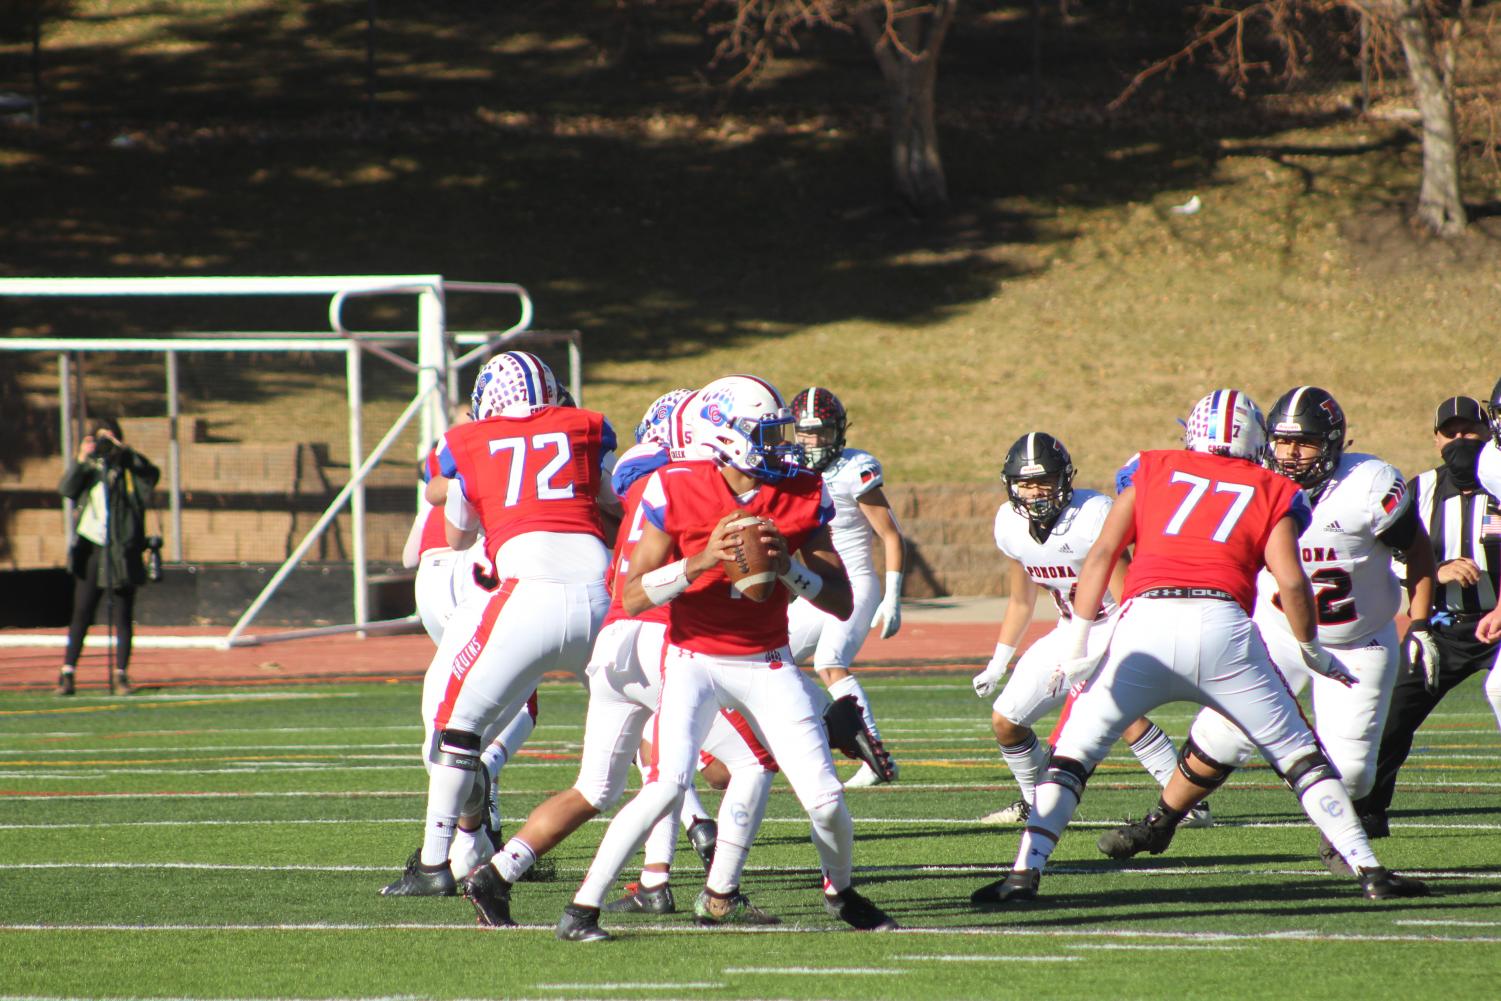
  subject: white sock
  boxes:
[679,783,710,831]
[807,796,854,894]
[420,763,473,867]
[827,674,881,740]
[1299,776,1380,870]
[573,783,681,910]
[1011,779,1081,872]
[1129,723,1180,788]
[491,836,537,884]
[1485,666,1501,731]
[639,868,670,890]
[999,732,1049,804]
[488,702,537,772]
[705,769,773,894]
[448,826,495,880]
[641,808,680,871]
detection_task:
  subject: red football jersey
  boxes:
[642,461,834,655]
[602,443,673,628]
[1123,449,1308,613]
[437,407,612,562]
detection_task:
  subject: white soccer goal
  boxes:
[0,275,582,650]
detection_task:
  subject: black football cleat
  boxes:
[380,850,457,896]
[604,882,676,914]
[459,862,516,926]
[695,888,781,926]
[1318,835,1354,877]
[1097,809,1179,860]
[823,886,898,930]
[55,670,75,697]
[1358,867,1431,900]
[556,903,611,942]
[687,818,718,870]
[970,868,1041,905]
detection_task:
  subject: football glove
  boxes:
[1298,639,1358,688]
[1045,653,1101,700]
[870,574,902,639]
[972,642,1016,699]
[823,694,896,782]
[1403,620,1441,693]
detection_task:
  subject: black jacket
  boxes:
[59,448,161,589]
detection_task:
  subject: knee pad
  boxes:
[1278,747,1342,798]
[1178,736,1236,793]
[1041,754,1092,799]
[437,728,483,772]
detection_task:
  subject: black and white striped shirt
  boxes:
[1412,467,1501,615]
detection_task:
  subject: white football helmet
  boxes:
[471,351,560,419]
[676,375,802,480]
[634,388,694,446]
[1183,389,1267,462]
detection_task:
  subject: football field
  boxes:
[2,672,1498,1001]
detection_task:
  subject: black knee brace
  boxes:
[437,728,483,772]
[1278,748,1341,798]
[1178,736,1236,793]
[1041,754,1093,800]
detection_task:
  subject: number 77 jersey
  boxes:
[1122,449,1310,614]
[438,407,615,562]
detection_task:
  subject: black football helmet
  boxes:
[1265,386,1346,488]
[1489,375,1501,447]
[1002,432,1074,539]
[789,386,848,472]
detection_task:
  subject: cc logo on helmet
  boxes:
[703,402,725,426]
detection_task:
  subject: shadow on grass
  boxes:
[1,0,1400,407]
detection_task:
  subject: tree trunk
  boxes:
[1380,1,1467,235]
[854,0,957,215]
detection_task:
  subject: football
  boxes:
[723,516,779,602]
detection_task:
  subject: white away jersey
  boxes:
[1480,440,1501,501]
[822,447,884,578]
[993,488,1116,619]
[1254,452,1409,647]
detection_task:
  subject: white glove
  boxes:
[1298,639,1358,688]
[1045,653,1102,700]
[972,642,1016,698]
[1404,621,1440,692]
[870,572,904,639]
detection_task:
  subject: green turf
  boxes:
[1,672,1497,1000]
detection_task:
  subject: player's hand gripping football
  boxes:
[693,511,755,574]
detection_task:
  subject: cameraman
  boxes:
[57,418,160,696]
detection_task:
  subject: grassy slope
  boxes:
[1,0,1497,490]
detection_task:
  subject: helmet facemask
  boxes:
[1269,433,1339,488]
[796,420,846,472]
[684,376,805,481]
[1006,472,1073,540]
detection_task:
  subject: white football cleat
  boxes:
[844,759,899,788]
[979,799,1031,825]
[1180,800,1214,830]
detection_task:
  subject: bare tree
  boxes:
[1113,0,1470,236]
[704,0,959,214]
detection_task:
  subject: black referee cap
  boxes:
[1433,395,1487,431]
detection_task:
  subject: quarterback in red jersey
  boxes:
[554,374,898,941]
[971,389,1428,905]
[380,351,616,897]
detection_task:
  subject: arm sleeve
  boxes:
[640,471,669,531]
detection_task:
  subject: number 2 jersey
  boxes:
[1122,449,1310,613]
[640,462,834,655]
[1254,451,1418,647]
[993,488,1118,620]
[437,406,615,568]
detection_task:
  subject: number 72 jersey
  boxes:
[438,407,614,562]
[1254,452,1413,647]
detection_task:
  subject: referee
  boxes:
[1356,395,1501,836]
